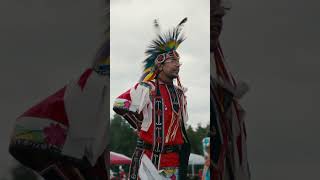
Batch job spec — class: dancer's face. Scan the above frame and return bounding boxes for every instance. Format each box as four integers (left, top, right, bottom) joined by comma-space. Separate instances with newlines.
159, 57, 181, 79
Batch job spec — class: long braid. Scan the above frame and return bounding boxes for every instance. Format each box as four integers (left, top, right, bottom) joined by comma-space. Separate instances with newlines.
155, 74, 161, 96
177, 76, 182, 88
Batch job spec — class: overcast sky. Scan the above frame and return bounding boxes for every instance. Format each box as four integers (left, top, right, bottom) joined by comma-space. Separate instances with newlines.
110, 0, 210, 128
0, 0, 319, 179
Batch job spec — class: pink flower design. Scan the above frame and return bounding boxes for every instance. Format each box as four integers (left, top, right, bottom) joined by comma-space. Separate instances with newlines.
124, 101, 130, 109
171, 175, 176, 180
43, 123, 66, 147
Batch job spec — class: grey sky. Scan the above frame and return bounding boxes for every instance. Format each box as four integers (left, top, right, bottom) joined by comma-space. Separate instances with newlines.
110, 0, 210, 128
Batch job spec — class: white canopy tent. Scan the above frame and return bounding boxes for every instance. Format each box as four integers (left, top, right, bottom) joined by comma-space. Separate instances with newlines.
188, 153, 205, 176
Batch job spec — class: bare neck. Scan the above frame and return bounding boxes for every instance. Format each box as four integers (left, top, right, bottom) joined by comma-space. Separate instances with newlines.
158, 74, 174, 85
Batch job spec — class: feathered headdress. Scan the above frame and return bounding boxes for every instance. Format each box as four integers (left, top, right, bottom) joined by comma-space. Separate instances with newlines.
140, 17, 187, 82
92, 12, 110, 76
92, 40, 110, 76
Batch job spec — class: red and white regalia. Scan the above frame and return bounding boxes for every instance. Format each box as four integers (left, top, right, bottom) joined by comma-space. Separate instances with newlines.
114, 17, 190, 180
113, 80, 189, 179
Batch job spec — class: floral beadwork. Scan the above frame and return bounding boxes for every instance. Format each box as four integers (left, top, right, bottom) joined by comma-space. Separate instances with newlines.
43, 123, 66, 147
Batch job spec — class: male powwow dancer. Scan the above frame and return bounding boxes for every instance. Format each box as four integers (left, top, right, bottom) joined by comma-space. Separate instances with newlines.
113, 18, 190, 180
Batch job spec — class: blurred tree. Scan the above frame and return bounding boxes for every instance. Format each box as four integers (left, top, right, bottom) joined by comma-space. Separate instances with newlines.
187, 124, 209, 155
110, 114, 137, 157
110, 114, 209, 157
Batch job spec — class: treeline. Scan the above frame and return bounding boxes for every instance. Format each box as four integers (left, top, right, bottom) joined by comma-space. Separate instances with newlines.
110, 114, 209, 157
